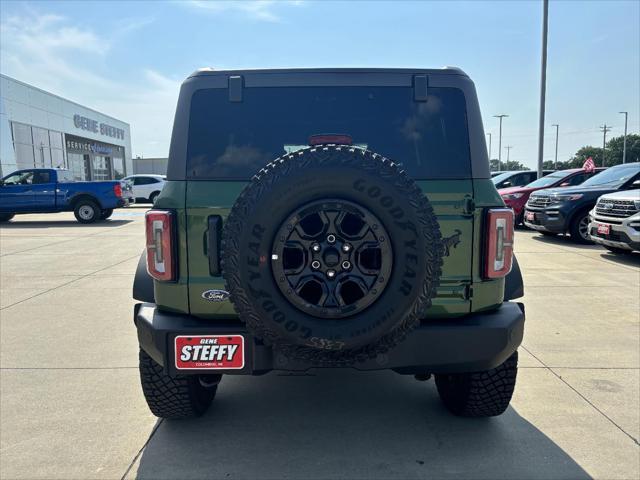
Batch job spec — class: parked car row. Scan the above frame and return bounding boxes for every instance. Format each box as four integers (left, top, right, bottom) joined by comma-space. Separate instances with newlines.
496, 163, 640, 253
0, 169, 167, 224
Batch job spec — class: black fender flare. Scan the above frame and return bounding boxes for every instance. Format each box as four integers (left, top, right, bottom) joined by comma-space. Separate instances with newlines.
133, 252, 155, 303
504, 255, 524, 300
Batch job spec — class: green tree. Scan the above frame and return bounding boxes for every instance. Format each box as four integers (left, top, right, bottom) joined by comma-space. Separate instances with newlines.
570, 146, 603, 168
490, 159, 526, 171
605, 134, 640, 165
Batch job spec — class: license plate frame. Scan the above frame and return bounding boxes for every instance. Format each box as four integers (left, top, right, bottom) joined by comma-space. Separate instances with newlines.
597, 223, 610, 235
174, 335, 245, 370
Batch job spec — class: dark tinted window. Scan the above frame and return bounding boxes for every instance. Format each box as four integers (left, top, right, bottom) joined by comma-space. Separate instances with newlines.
134, 177, 159, 185
187, 86, 471, 179
32, 171, 51, 184
567, 172, 587, 185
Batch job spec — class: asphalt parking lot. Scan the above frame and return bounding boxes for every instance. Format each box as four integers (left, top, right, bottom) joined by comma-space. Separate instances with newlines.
1, 208, 638, 480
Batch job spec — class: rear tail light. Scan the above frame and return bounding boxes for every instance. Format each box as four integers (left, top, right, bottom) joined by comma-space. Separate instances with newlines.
114, 183, 122, 198
484, 208, 514, 279
145, 210, 176, 281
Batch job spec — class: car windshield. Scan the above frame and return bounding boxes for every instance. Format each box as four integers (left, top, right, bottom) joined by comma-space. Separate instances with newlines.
187, 86, 472, 180
491, 172, 518, 184
526, 171, 568, 188
580, 164, 640, 188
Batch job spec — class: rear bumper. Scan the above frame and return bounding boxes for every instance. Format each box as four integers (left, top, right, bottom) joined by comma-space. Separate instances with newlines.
134, 302, 525, 376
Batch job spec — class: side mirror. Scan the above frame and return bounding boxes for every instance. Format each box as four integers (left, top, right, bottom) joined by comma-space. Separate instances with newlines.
632, 179, 640, 187
502, 181, 512, 188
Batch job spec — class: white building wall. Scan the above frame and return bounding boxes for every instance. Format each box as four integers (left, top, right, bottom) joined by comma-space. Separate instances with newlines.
0, 74, 132, 177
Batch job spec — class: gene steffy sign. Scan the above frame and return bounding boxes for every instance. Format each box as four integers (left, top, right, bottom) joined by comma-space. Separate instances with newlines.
73, 114, 125, 140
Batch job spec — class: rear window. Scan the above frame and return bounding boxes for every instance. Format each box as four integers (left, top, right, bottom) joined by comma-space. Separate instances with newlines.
187, 86, 471, 180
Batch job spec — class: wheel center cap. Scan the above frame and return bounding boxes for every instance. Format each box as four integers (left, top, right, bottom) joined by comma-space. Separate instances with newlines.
322, 247, 340, 267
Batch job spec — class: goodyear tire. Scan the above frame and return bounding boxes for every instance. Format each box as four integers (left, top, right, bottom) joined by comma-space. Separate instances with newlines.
222, 145, 443, 364
139, 349, 220, 419
435, 351, 518, 417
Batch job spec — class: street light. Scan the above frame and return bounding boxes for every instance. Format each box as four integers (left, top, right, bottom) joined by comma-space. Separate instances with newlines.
619, 111, 628, 164
494, 114, 509, 171
536, 0, 549, 179
486, 133, 492, 163
552, 124, 559, 170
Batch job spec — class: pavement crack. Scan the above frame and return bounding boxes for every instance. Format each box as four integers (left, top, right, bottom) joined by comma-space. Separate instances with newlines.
0, 253, 140, 310
521, 346, 640, 446
121, 419, 164, 480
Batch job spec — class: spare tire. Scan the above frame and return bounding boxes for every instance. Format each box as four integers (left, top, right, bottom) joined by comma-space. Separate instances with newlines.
222, 145, 443, 364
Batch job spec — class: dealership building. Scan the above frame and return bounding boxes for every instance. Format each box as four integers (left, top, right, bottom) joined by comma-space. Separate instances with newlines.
0, 74, 132, 180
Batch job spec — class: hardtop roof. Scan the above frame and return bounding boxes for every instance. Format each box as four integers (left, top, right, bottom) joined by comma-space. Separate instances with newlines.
187, 66, 468, 79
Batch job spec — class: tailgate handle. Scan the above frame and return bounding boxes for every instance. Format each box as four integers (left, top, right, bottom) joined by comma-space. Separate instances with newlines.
207, 215, 223, 275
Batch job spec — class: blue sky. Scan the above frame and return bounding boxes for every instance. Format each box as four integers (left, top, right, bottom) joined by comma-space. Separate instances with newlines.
1, 0, 638, 167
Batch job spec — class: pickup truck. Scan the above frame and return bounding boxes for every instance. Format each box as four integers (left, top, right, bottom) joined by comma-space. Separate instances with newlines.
0, 168, 127, 223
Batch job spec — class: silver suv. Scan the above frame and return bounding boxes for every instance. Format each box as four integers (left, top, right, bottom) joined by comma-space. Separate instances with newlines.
589, 189, 640, 253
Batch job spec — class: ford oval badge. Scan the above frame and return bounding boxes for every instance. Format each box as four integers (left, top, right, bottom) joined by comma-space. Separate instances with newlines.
202, 290, 230, 302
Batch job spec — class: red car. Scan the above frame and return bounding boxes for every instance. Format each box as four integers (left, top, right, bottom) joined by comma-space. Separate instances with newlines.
499, 168, 605, 224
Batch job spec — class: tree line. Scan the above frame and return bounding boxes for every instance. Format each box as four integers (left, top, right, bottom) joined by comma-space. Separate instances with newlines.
489, 133, 639, 171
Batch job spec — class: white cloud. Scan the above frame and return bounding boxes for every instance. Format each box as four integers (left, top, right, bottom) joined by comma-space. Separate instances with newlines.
184, 0, 303, 22
0, 10, 178, 158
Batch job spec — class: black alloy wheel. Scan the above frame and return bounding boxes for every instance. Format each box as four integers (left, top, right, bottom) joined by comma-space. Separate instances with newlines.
271, 199, 392, 319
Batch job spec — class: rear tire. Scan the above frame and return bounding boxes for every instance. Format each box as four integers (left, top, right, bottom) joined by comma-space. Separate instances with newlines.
0, 213, 15, 222
604, 245, 631, 255
569, 211, 592, 244
139, 349, 220, 419
435, 351, 518, 417
74, 200, 100, 224
100, 209, 114, 220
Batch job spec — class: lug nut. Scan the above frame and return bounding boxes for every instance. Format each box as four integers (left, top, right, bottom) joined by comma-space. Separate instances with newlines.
327, 234, 336, 244
342, 243, 352, 253
311, 260, 321, 270
326, 269, 336, 279
341, 261, 351, 270
311, 243, 321, 252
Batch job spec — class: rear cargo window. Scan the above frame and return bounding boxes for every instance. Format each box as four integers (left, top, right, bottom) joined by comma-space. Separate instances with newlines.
187, 86, 471, 179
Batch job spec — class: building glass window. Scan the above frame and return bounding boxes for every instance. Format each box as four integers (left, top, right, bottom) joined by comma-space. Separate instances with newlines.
92, 155, 111, 180
49, 131, 63, 150
10, 121, 65, 170
112, 156, 125, 179
67, 153, 86, 180
12, 122, 32, 145
32, 127, 50, 148
51, 149, 65, 168
14, 143, 35, 168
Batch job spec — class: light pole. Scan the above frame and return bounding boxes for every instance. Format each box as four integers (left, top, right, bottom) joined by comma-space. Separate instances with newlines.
552, 124, 559, 170
494, 114, 508, 171
600, 124, 612, 167
619, 111, 628, 163
536, 0, 549, 179
486, 132, 492, 163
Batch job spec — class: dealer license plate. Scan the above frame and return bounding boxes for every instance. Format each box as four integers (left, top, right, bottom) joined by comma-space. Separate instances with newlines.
175, 335, 245, 370
525, 211, 535, 222
597, 223, 610, 235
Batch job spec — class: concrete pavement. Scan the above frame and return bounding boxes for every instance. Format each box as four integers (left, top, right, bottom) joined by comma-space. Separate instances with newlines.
1, 210, 638, 479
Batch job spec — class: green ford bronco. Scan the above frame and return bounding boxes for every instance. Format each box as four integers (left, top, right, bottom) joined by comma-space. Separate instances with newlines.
133, 67, 525, 419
